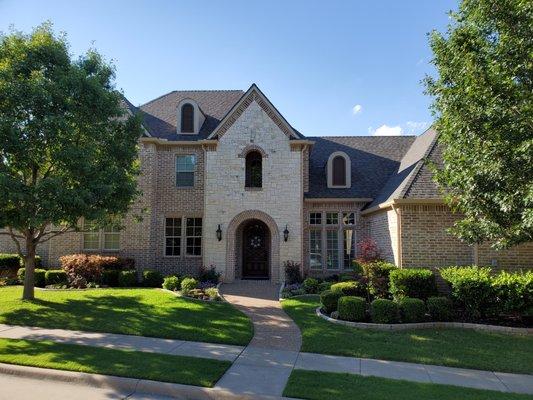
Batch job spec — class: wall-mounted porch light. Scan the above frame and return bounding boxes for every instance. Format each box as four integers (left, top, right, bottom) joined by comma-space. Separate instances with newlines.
216, 224, 222, 241
283, 225, 289, 242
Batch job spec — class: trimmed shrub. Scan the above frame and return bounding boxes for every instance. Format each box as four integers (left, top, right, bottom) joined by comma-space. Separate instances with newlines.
198, 265, 221, 284
398, 297, 426, 323
0, 254, 22, 269
118, 270, 137, 287
318, 281, 332, 293
370, 299, 400, 324
492, 270, 533, 316
352, 260, 364, 275
303, 278, 320, 294
389, 268, 437, 300
101, 269, 120, 287
427, 296, 454, 321
162, 276, 181, 291
284, 261, 302, 284
338, 296, 366, 322
363, 261, 397, 298
181, 277, 198, 294
45, 270, 68, 286
440, 266, 494, 320
17, 268, 46, 287
339, 272, 358, 282
331, 281, 367, 297
142, 269, 164, 288
320, 289, 344, 314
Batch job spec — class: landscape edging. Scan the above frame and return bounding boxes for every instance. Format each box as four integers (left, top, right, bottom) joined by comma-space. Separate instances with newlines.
315, 307, 533, 335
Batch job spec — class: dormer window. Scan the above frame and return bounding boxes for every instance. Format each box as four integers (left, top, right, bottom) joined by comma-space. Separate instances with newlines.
327, 151, 351, 188
181, 104, 194, 133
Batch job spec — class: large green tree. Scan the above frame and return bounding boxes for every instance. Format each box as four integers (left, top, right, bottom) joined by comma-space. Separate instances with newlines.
425, 0, 533, 249
0, 24, 142, 300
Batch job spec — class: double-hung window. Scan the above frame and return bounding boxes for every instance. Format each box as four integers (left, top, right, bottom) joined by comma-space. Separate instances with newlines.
186, 218, 202, 256
165, 218, 182, 256
165, 217, 202, 257
176, 155, 196, 187
82, 221, 121, 251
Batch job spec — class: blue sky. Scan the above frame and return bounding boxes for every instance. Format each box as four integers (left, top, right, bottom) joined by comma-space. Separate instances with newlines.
1, 0, 457, 137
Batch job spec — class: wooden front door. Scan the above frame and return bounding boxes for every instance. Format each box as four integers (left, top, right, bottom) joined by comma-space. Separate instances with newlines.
242, 220, 269, 279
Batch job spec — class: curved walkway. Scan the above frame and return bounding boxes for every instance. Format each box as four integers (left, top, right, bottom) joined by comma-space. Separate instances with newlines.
215, 281, 302, 396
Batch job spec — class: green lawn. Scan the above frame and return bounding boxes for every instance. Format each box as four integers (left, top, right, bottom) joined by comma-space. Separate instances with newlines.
0, 338, 229, 387
284, 370, 531, 400
0, 287, 253, 345
282, 296, 533, 374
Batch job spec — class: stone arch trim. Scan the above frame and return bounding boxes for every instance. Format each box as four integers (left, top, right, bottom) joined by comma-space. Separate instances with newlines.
237, 144, 269, 158
225, 210, 280, 282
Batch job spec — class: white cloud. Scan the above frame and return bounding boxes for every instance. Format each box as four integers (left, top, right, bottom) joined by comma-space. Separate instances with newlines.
352, 104, 362, 115
405, 121, 430, 134
370, 124, 403, 136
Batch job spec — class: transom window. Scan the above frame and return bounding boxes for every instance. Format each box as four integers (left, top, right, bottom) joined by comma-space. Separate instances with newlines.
309, 212, 322, 225
176, 155, 196, 187
245, 151, 262, 188
343, 212, 355, 225
326, 212, 338, 225
181, 103, 194, 133
165, 217, 202, 257
82, 220, 121, 251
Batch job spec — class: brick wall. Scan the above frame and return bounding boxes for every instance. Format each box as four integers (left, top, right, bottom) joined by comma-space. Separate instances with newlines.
363, 209, 398, 264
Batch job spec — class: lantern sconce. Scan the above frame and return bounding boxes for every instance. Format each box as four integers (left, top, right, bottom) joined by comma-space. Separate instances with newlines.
283, 225, 289, 242
216, 225, 222, 241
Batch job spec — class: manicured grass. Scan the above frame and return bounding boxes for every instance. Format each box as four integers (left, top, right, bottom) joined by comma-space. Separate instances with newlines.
284, 370, 531, 400
0, 287, 252, 345
282, 296, 533, 374
0, 338, 229, 387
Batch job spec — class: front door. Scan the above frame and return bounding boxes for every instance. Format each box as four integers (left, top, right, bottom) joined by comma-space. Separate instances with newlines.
242, 220, 269, 279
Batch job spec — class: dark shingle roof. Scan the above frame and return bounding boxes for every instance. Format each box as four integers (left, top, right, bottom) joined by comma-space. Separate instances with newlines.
139, 90, 244, 140
306, 136, 417, 199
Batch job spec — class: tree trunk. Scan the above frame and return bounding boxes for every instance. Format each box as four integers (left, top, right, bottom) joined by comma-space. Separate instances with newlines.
22, 237, 36, 300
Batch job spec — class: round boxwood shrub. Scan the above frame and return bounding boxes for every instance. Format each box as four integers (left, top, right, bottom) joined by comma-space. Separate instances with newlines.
180, 277, 198, 294
320, 289, 344, 314
45, 270, 68, 286
427, 296, 454, 321
398, 297, 426, 323
338, 296, 366, 322
389, 268, 437, 300
331, 281, 366, 297
318, 281, 332, 293
17, 268, 46, 288
370, 299, 400, 324
118, 270, 137, 287
101, 269, 120, 287
162, 276, 181, 291
142, 269, 164, 288
303, 278, 320, 294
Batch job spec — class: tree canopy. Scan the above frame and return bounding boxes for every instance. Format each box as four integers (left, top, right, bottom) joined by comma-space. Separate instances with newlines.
0, 23, 142, 299
425, 0, 533, 249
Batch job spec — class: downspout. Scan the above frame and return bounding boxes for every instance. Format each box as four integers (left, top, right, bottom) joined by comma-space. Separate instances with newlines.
392, 204, 402, 268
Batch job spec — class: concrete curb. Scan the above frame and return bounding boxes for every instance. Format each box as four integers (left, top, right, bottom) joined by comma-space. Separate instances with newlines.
316, 307, 533, 335
0, 363, 300, 400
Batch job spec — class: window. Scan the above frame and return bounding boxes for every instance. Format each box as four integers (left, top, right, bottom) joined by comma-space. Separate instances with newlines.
342, 212, 355, 225
82, 220, 100, 250
309, 212, 322, 225
165, 218, 182, 256
176, 155, 196, 187
332, 156, 346, 186
83, 220, 121, 251
343, 229, 356, 269
103, 225, 120, 250
181, 103, 194, 133
186, 218, 202, 256
309, 230, 322, 270
326, 212, 338, 225
326, 230, 339, 270
245, 151, 262, 188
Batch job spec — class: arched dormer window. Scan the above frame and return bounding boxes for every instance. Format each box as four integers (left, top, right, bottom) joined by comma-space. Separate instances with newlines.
181, 103, 194, 133
327, 151, 351, 188
245, 151, 262, 188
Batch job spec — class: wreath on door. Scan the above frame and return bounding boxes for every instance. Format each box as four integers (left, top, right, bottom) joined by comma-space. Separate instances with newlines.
250, 236, 262, 248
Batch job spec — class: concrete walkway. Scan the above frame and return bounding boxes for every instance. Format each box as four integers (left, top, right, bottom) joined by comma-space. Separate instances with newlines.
214, 281, 302, 397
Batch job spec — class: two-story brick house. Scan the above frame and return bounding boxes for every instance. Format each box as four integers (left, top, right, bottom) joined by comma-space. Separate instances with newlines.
2, 84, 531, 280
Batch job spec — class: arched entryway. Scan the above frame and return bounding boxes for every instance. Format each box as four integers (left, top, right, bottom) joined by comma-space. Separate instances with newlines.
225, 210, 280, 282
241, 219, 270, 279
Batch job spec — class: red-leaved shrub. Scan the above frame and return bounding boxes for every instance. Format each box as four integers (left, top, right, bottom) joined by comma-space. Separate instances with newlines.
60, 254, 134, 288
356, 239, 381, 263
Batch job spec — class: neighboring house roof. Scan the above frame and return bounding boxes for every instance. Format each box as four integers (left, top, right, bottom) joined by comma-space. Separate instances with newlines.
306, 136, 417, 199
365, 128, 441, 208
138, 90, 244, 140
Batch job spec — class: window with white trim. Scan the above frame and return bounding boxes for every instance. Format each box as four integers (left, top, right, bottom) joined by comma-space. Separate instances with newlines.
309, 230, 322, 270
176, 155, 196, 187
326, 212, 338, 225
186, 218, 202, 256
342, 212, 355, 225
326, 230, 339, 270
82, 220, 121, 251
165, 218, 182, 256
309, 212, 322, 225
343, 229, 356, 269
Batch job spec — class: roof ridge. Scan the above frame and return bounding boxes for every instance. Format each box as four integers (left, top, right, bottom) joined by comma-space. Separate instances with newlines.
139, 90, 178, 108
172, 89, 243, 93
313, 135, 417, 139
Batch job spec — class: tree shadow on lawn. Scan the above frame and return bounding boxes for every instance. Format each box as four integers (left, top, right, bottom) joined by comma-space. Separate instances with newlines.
0, 289, 252, 345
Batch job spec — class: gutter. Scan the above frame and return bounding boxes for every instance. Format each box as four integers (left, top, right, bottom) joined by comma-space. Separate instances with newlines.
361, 198, 444, 216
